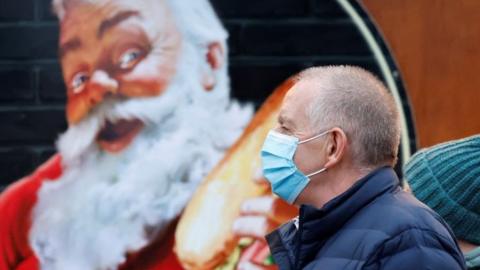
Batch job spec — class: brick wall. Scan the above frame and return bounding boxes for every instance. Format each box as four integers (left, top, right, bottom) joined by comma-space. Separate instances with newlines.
0, 0, 391, 189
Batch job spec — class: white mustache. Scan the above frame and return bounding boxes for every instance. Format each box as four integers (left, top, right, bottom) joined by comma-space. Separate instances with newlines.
57, 90, 183, 164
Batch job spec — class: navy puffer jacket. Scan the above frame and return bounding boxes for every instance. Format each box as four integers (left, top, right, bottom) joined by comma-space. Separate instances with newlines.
266, 167, 466, 270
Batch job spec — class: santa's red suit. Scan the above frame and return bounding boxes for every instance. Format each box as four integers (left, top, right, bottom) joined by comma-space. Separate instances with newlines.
0, 155, 183, 270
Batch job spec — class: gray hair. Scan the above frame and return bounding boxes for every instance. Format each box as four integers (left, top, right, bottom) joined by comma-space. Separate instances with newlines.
297, 65, 401, 168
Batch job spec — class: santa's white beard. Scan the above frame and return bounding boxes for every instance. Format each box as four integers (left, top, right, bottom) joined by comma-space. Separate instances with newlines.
29, 42, 253, 270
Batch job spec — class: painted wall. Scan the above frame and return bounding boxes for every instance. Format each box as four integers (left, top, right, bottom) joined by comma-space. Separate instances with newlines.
0, 0, 386, 187
362, 0, 480, 147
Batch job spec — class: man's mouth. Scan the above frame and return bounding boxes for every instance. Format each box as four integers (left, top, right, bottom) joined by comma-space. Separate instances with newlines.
97, 118, 144, 153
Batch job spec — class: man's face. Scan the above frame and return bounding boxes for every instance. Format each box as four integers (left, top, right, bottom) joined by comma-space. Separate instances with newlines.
59, 0, 182, 153
276, 82, 328, 181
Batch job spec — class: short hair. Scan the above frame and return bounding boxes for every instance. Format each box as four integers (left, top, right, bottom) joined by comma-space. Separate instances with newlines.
296, 65, 401, 168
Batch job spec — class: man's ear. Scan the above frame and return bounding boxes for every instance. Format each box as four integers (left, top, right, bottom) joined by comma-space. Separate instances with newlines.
324, 127, 348, 169
202, 42, 224, 91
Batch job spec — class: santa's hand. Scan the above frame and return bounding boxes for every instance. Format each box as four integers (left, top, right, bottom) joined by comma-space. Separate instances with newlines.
232, 196, 297, 239
237, 261, 278, 270
232, 213, 277, 239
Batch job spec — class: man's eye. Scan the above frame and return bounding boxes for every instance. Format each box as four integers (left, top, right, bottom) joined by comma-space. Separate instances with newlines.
281, 126, 294, 135
274, 125, 290, 134
118, 48, 143, 70
71, 72, 89, 94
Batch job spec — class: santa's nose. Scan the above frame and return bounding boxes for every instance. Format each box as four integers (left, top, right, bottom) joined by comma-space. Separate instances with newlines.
87, 70, 119, 105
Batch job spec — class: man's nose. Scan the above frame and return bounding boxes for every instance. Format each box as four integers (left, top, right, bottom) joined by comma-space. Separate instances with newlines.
87, 70, 119, 105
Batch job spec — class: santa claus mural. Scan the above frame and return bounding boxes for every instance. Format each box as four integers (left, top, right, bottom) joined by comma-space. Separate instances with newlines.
0, 0, 296, 269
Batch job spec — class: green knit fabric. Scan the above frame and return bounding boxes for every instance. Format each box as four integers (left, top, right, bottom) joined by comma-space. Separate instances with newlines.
404, 135, 480, 245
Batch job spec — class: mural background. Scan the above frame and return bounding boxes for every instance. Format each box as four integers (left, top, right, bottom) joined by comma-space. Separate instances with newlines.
362, 0, 480, 147
0, 0, 415, 192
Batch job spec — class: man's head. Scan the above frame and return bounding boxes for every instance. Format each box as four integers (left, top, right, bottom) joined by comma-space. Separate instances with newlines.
274, 65, 400, 205
404, 135, 480, 249
54, 0, 229, 155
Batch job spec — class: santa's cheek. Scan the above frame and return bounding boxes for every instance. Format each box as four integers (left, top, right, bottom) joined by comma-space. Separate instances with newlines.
118, 58, 176, 97
66, 94, 91, 124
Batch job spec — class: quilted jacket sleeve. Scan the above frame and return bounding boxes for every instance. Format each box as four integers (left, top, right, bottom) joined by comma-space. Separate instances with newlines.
363, 228, 466, 270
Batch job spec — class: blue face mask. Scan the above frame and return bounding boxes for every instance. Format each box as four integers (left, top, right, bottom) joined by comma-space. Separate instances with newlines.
261, 130, 330, 204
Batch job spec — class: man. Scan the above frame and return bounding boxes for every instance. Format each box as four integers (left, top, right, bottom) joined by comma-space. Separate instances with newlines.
260, 66, 466, 269
0, 0, 254, 269
404, 135, 480, 270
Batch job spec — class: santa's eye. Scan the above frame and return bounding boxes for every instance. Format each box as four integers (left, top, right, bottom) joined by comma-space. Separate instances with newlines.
118, 48, 143, 70
71, 72, 89, 94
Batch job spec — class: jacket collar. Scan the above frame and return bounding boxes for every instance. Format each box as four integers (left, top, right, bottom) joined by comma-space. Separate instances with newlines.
267, 166, 400, 269
298, 166, 399, 242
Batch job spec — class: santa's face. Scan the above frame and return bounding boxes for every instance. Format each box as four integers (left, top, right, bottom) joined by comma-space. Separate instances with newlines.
59, 0, 182, 153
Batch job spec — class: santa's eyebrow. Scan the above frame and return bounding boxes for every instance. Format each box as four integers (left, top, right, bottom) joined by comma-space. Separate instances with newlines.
97, 10, 141, 39
59, 37, 82, 59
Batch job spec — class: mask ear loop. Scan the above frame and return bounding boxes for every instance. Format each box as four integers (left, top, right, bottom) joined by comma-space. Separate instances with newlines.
306, 167, 327, 178
299, 130, 331, 178
299, 130, 330, 144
